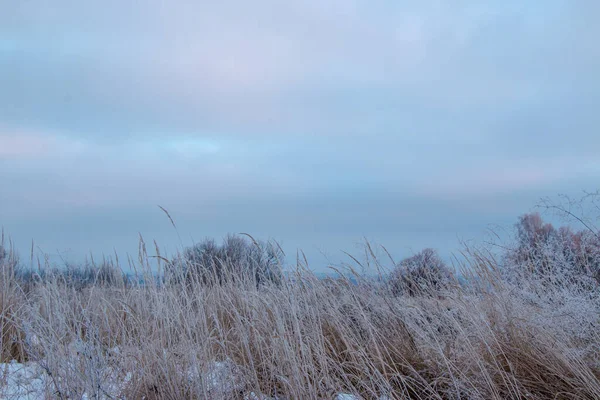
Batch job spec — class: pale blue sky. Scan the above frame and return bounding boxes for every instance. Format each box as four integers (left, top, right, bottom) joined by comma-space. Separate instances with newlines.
1, 1, 599, 268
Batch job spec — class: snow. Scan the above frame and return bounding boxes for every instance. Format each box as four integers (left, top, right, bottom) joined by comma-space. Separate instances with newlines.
0, 361, 46, 400
335, 394, 390, 400
1, 360, 381, 400
203, 359, 243, 393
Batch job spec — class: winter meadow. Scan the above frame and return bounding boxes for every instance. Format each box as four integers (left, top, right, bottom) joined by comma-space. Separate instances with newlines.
2, 194, 600, 399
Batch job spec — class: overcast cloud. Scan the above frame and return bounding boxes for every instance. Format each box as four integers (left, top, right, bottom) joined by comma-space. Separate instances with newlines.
1, 1, 599, 268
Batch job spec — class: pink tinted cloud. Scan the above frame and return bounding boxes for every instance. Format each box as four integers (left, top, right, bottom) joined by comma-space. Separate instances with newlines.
73, 1, 436, 106
426, 160, 587, 200
0, 131, 84, 159
5, 1, 548, 140
0, 133, 52, 158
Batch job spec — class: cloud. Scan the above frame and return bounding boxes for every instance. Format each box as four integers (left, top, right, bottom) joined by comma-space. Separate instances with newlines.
0, 133, 51, 158
0, 130, 85, 159
7, 1, 594, 140
1, 1, 599, 267
1, 0, 597, 159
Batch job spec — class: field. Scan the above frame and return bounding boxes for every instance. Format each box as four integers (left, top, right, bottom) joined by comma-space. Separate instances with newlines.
1, 212, 600, 400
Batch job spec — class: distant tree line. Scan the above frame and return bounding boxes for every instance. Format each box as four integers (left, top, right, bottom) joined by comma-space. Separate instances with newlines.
2, 193, 599, 294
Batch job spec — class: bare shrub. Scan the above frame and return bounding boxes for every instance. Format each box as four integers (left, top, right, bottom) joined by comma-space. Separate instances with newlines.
167, 234, 284, 288
388, 248, 454, 296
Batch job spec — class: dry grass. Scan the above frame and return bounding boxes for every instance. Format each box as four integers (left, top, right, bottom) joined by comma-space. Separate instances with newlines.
1, 241, 599, 400
1, 251, 27, 364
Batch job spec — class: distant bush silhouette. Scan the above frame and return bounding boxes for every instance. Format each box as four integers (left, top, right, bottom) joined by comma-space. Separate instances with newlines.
14, 260, 126, 290
389, 248, 453, 296
60, 260, 126, 289
167, 234, 284, 287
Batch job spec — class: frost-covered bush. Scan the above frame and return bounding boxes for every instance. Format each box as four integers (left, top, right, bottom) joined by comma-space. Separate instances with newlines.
389, 248, 453, 296
503, 212, 600, 288
493, 209, 600, 368
167, 234, 284, 287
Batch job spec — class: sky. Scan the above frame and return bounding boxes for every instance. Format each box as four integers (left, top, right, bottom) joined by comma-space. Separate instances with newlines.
1, 1, 599, 270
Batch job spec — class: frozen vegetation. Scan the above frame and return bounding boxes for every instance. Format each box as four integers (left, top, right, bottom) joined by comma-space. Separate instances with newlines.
1, 195, 600, 399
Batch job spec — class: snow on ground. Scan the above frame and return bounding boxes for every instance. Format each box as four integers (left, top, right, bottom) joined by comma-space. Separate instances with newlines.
0, 361, 47, 400
1, 360, 386, 400
202, 359, 244, 394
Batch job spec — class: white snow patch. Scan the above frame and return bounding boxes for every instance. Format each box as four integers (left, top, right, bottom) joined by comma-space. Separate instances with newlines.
186, 359, 246, 397
336, 394, 359, 400
244, 392, 278, 400
0, 361, 47, 400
